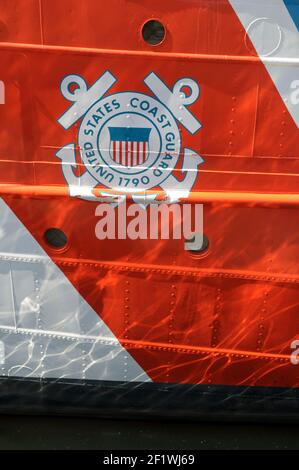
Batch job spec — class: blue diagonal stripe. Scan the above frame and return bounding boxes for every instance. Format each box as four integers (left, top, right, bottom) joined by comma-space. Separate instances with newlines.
283, 0, 299, 30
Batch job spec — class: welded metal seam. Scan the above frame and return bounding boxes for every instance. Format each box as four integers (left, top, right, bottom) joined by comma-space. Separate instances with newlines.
1, 253, 299, 285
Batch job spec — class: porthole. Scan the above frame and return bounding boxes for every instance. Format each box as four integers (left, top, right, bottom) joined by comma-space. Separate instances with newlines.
44, 228, 68, 250
185, 233, 209, 255
142, 20, 166, 46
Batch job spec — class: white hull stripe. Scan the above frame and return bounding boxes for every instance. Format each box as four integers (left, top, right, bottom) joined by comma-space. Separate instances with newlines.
229, 0, 299, 128
0, 198, 150, 382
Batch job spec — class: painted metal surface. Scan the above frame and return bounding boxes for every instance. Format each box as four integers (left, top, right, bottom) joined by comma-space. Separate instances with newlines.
0, 0, 299, 417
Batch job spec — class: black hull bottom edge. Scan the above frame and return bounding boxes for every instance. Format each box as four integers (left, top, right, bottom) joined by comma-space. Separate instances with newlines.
0, 376, 299, 422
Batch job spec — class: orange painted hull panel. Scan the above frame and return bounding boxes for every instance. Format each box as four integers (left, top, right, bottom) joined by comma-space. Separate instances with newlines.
0, 0, 298, 418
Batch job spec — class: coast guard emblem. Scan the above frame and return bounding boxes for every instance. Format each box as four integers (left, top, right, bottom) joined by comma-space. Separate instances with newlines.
56, 71, 204, 205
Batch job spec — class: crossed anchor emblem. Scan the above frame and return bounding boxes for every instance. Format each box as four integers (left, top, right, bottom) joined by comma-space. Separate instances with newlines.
56, 71, 204, 207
